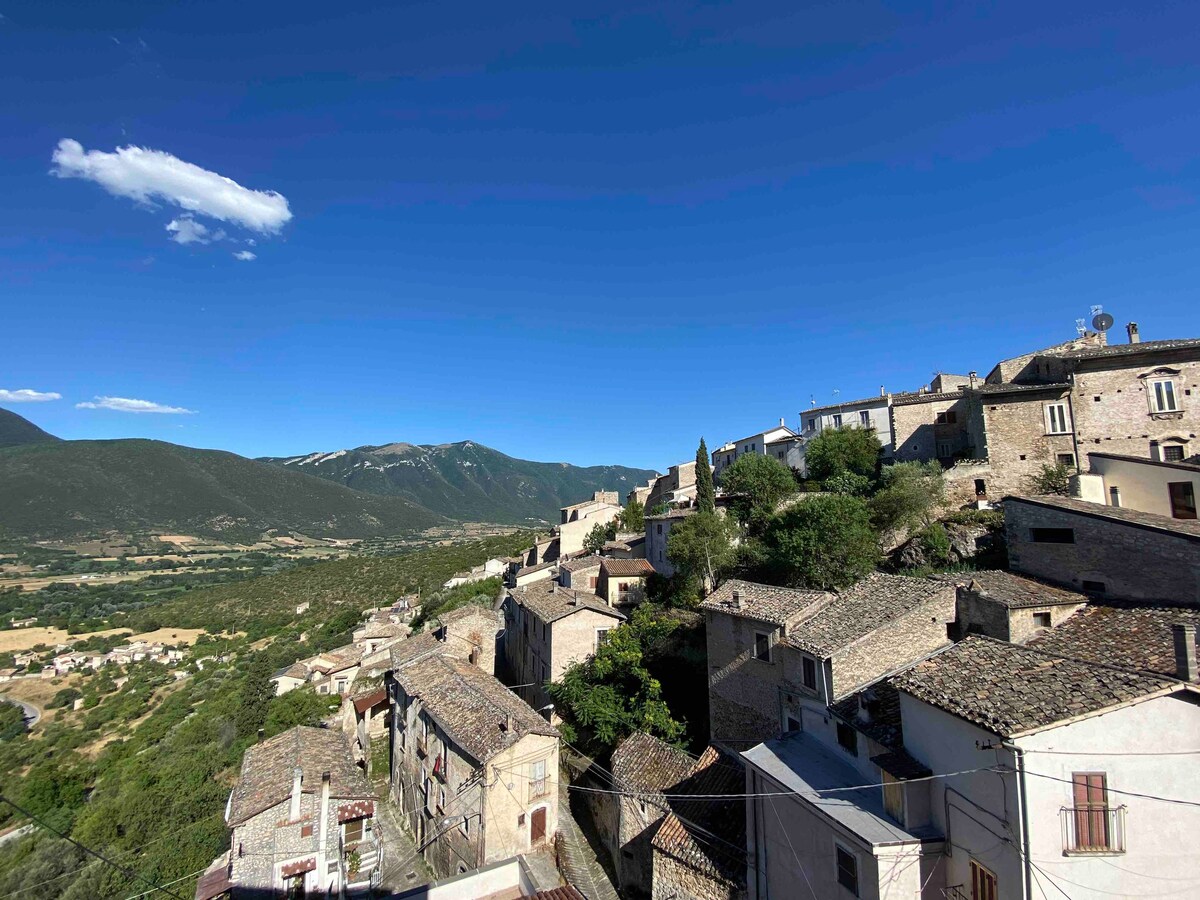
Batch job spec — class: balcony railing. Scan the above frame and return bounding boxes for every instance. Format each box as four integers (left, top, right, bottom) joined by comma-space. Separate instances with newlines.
941, 887, 969, 900
529, 777, 548, 799
1061, 805, 1126, 854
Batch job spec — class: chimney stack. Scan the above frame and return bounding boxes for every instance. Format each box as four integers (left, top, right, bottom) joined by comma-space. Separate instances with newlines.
880, 385, 886, 397
1127, 322, 1140, 344
732, 590, 743, 610
779, 416, 785, 428
289, 766, 303, 821
969, 371, 978, 389
1173, 624, 1197, 682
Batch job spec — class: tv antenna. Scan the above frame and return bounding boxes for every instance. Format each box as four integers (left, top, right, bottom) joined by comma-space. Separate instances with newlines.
1075, 318, 1087, 338
1090, 304, 1114, 333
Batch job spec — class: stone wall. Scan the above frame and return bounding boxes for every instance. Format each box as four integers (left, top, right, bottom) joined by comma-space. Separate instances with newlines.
891, 395, 970, 463
1005, 498, 1200, 603
954, 588, 1085, 643
968, 388, 1076, 499
705, 611, 786, 745
652, 851, 745, 900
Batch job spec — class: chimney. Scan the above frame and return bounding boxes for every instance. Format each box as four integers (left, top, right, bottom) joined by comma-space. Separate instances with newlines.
289, 766, 303, 820
1127, 322, 1140, 344
968, 371, 978, 389
779, 416, 786, 428
502, 713, 514, 732
880, 385, 886, 397
732, 590, 743, 610
316, 771, 332, 882
1173, 624, 1197, 683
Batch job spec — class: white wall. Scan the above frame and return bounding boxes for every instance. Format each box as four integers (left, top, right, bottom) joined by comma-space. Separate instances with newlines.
1089, 454, 1200, 518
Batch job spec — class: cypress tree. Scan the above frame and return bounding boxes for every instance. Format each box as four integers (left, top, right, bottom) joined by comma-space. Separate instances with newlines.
696, 437, 716, 514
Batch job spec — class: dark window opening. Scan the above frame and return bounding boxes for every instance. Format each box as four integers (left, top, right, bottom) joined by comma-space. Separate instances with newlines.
1032, 612, 1052, 628
1057, 453, 1074, 467
836, 722, 858, 757
785, 716, 800, 733
974, 479, 986, 496
1164, 445, 1185, 462
1082, 580, 1106, 594
1169, 482, 1197, 520
754, 631, 771, 662
801, 656, 817, 690
1031, 528, 1075, 544
835, 846, 859, 896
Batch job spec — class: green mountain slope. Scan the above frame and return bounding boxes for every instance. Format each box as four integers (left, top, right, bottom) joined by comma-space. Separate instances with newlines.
261, 440, 658, 524
0, 406, 61, 448
0, 438, 445, 541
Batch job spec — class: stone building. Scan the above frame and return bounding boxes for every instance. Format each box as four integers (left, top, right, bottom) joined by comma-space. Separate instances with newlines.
1081, 451, 1200, 519
1004, 494, 1200, 602
558, 492, 623, 557
597, 558, 654, 607
890, 387, 972, 464
388, 652, 560, 879
711, 421, 796, 478
641, 460, 697, 511
557, 555, 602, 591
500, 581, 625, 713
947, 569, 1090, 643
223, 726, 380, 897
644, 508, 695, 577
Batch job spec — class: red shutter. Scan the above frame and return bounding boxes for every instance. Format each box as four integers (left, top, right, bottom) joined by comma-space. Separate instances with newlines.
1072, 772, 1109, 849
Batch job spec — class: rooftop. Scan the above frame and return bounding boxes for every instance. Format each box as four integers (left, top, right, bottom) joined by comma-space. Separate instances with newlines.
228, 726, 374, 826
644, 508, 695, 521
969, 381, 1070, 396
611, 732, 695, 794
829, 680, 904, 750
700, 579, 827, 627
742, 732, 940, 846
508, 581, 626, 624
600, 558, 655, 577
558, 555, 603, 573
393, 654, 558, 764
954, 570, 1090, 609
890, 390, 965, 407
388, 631, 445, 671
1027, 601, 1200, 679
1088, 451, 1200, 472
1004, 494, 1200, 540
785, 573, 952, 658
891, 635, 1183, 738
1054, 337, 1200, 360
516, 559, 559, 577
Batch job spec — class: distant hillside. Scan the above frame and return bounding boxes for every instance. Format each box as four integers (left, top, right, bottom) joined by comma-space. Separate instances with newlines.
0, 407, 60, 448
261, 440, 657, 524
0, 437, 445, 542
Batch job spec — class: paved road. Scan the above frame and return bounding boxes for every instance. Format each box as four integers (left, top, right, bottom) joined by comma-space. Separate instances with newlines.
0, 695, 40, 728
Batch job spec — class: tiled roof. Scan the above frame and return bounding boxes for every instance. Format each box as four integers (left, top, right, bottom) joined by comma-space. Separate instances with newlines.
1004, 494, 1200, 540
806, 394, 894, 415
600, 558, 655, 577
228, 726, 374, 825
645, 508, 695, 520
602, 535, 645, 552
509, 582, 626, 624
272, 661, 309, 681
436, 605, 499, 627
651, 746, 746, 887
890, 390, 964, 407
829, 681, 904, 750
611, 732, 695, 794
388, 632, 445, 671
194, 855, 232, 900
955, 570, 1090, 609
1026, 602, 1200, 678
890, 636, 1181, 737
870, 749, 931, 781
516, 559, 558, 576
785, 574, 952, 657
1055, 337, 1200, 360
531, 888, 586, 900
558, 555, 603, 573
392, 655, 557, 764
700, 579, 827, 626
357, 622, 408, 640
969, 381, 1070, 396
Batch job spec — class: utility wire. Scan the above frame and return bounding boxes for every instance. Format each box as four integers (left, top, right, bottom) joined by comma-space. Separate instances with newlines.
0, 795, 188, 900
1020, 770, 1200, 808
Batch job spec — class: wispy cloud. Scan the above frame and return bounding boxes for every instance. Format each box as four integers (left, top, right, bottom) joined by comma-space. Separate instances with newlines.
166, 215, 226, 245
232, 250, 256, 261
76, 396, 195, 414
50, 138, 292, 234
0, 389, 62, 403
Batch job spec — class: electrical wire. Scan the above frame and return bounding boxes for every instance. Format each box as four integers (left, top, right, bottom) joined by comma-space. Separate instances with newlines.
1021, 770, 1200, 808
767, 796, 819, 900
119, 866, 212, 900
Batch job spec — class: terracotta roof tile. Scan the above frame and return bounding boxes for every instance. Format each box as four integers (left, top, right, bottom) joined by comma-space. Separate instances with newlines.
558, 555, 603, 573
600, 558, 655, 577
509, 582, 625, 624
700, 580, 827, 627
1026, 602, 1200, 678
611, 733, 694, 794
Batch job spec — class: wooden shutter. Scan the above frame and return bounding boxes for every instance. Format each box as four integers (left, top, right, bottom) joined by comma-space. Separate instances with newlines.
1072, 772, 1109, 849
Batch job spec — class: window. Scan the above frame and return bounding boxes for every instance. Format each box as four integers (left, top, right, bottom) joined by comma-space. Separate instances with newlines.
1030, 527, 1074, 544
1169, 482, 1197, 519
1109, 486, 1121, 507
785, 716, 800, 733
859, 410, 871, 426
1046, 403, 1071, 434
777, 451, 785, 460
596, 629, 612, 651
656, 523, 663, 535
300, 824, 314, 837
1069, 772, 1112, 850
836, 722, 858, 757
1032, 612, 1052, 628
882, 772, 904, 823
530, 759, 547, 798
753, 631, 771, 662
1150, 379, 1179, 412
936, 410, 958, 425
1057, 453, 1075, 467
974, 478, 986, 497
835, 845, 859, 896
1081, 580, 1106, 594
937, 441, 952, 458
970, 860, 997, 900
1164, 444, 1186, 462
801, 655, 817, 691
807, 418, 817, 431
831, 414, 843, 427
343, 818, 364, 844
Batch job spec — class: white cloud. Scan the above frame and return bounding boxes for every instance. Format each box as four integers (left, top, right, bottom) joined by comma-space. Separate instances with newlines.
232, 250, 256, 261
76, 396, 195, 414
0, 389, 62, 403
50, 138, 292, 234
167, 216, 209, 244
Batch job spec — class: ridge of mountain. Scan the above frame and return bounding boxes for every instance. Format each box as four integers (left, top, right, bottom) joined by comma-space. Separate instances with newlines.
0, 406, 61, 448
260, 439, 657, 525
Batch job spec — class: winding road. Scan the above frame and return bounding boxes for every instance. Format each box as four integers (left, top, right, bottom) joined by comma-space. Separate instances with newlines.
0, 695, 40, 728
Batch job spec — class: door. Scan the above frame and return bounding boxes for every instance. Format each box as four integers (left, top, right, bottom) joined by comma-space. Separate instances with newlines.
530, 807, 547, 844
1169, 482, 1197, 519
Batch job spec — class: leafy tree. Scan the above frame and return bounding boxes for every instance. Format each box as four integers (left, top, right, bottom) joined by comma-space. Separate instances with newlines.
805, 425, 882, 482
823, 471, 872, 496
719, 453, 797, 533
583, 520, 618, 554
764, 494, 880, 590
646, 502, 670, 518
235, 653, 275, 739
617, 498, 645, 535
666, 511, 738, 594
695, 438, 716, 515
264, 687, 341, 738
1029, 462, 1071, 495
0, 704, 26, 742
869, 461, 946, 534
545, 605, 686, 757
917, 523, 952, 565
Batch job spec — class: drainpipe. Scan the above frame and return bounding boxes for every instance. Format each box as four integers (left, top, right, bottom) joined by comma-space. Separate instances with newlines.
1000, 742, 1032, 900
1066, 372, 1082, 471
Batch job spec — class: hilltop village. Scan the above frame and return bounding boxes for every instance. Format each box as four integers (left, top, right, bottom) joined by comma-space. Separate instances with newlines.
195, 323, 1200, 900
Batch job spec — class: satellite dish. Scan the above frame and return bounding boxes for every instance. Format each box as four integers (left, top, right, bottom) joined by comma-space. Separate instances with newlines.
1092, 313, 1114, 332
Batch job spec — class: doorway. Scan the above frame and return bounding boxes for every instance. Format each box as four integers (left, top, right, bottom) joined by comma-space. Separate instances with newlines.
530, 807, 547, 844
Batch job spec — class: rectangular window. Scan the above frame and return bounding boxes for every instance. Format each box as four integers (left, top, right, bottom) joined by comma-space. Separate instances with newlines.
785, 716, 800, 733
344, 818, 364, 844
831, 414, 842, 427
1164, 445, 1185, 462
530, 759, 547, 798
1071, 772, 1113, 851
859, 410, 870, 426
656, 523, 662, 535
1150, 379, 1179, 412
882, 772, 904, 823
801, 656, 817, 690
1030, 527, 1075, 544
1032, 612, 1052, 628
595, 629, 612, 651
936, 410, 957, 425
1109, 486, 1121, 507
835, 845, 859, 896
753, 632, 771, 662
1169, 482, 1197, 520
807, 418, 817, 431
836, 722, 858, 757
1046, 403, 1071, 434
970, 860, 997, 900
1057, 453, 1075, 467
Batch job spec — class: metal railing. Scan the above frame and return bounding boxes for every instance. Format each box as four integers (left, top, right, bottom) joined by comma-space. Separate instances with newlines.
529, 777, 549, 799
1061, 805, 1126, 854
941, 887, 969, 900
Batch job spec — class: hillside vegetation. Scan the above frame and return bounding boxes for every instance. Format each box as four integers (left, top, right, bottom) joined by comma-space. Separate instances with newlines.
262, 440, 657, 525
0, 407, 60, 448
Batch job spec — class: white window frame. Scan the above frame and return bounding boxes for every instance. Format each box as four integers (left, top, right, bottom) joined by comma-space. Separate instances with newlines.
595, 628, 612, 651
1149, 378, 1179, 413
859, 410, 870, 427
1045, 403, 1071, 435
831, 414, 843, 428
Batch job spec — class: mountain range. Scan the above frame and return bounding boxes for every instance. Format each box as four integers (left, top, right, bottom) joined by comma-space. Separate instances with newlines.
0, 409, 655, 541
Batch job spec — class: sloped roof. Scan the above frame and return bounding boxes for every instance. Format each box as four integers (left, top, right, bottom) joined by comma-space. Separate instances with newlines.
388, 632, 445, 671
1005, 494, 1200, 540
1055, 337, 1200, 360
392, 655, 557, 764
891, 636, 1182, 737
956, 570, 1089, 609
969, 381, 1070, 396
509, 582, 626, 624
785, 573, 952, 657
700, 579, 827, 626
1026, 602, 1200, 678
611, 732, 694, 794
600, 558, 655, 578
228, 726, 374, 826
558, 555, 603, 573
829, 680, 904, 750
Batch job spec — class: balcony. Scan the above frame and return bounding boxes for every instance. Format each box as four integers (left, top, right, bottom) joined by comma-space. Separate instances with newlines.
941, 887, 969, 900
529, 777, 548, 800
1061, 805, 1126, 855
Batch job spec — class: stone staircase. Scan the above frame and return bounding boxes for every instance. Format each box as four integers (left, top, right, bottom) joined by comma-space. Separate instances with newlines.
555, 784, 620, 900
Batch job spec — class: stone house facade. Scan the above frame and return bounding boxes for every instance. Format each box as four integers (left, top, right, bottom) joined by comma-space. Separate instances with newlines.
597, 558, 654, 607
1004, 494, 1200, 602
557, 555, 602, 592
890, 390, 971, 464
388, 652, 560, 879
946, 569, 1089, 643
558, 492, 623, 557
225, 726, 380, 897
644, 508, 694, 577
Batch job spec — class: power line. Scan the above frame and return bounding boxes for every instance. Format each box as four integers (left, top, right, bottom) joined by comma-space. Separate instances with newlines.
1021, 770, 1200, 808
120, 866, 212, 900
0, 795, 188, 900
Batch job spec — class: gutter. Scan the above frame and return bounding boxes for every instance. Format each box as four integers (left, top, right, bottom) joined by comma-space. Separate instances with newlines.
1001, 742, 1032, 900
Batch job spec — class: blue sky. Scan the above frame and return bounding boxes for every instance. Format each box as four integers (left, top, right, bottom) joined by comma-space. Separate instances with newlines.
2, 1, 1199, 471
